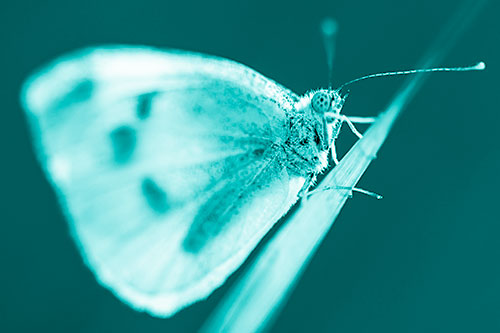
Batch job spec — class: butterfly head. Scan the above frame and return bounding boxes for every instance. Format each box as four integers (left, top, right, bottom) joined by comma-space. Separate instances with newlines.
310, 88, 348, 115
293, 88, 348, 156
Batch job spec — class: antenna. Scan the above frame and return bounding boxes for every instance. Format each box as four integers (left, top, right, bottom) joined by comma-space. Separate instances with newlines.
320, 17, 338, 88
338, 62, 486, 90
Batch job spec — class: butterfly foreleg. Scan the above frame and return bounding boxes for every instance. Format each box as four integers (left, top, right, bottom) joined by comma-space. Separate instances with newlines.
346, 116, 377, 124
326, 113, 377, 139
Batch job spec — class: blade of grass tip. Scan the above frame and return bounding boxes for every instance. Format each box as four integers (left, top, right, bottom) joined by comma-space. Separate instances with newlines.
201, 1, 488, 332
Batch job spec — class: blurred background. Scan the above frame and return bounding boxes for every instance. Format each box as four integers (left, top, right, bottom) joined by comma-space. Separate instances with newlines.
1, 0, 499, 332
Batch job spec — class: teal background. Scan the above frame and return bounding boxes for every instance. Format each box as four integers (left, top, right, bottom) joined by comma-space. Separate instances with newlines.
1, 0, 499, 332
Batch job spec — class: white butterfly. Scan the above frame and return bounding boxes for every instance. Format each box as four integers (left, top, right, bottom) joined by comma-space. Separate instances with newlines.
22, 45, 480, 317
21, 45, 353, 317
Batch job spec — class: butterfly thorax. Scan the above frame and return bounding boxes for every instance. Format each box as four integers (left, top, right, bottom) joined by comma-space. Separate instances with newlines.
281, 108, 330, 177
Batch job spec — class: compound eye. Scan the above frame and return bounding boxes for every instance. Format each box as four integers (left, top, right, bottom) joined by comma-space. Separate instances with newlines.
311, 91, 333, 113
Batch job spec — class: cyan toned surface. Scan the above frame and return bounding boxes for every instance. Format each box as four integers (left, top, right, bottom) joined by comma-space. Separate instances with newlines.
1, 0, 499, 332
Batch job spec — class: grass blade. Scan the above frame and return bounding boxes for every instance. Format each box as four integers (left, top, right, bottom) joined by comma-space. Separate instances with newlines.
202, 1, 487, 332
201, 89, 401, 333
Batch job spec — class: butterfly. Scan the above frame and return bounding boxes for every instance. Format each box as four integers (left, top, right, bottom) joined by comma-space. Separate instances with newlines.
21, 45, 356, 316
21, 45, 482, 317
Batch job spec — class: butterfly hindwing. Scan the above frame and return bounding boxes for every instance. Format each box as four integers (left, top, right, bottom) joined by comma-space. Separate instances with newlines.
21, 46, 306, 316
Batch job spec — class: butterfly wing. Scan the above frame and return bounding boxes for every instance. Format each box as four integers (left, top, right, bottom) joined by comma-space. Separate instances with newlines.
21, 46, 306, 316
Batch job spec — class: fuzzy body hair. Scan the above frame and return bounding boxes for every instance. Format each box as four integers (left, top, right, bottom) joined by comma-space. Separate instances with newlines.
280, 90, 343, 180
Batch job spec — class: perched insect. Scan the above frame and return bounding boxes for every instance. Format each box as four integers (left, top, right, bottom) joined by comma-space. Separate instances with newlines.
21, 23, 484, 316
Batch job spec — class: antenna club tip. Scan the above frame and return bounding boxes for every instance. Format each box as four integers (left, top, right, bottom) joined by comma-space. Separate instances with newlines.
476, 61, 486, 70
321, 17, 338, 36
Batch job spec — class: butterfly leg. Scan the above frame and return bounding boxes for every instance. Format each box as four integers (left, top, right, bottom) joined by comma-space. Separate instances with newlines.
298, 173, 317, 200
331, 142, 339, 165
326, 113, 377, 139
346, 116, 377, 124
340, 115, 364, 139
305, 185, 383, 200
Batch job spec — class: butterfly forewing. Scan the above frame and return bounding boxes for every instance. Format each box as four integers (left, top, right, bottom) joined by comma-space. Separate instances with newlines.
21, 46, 306, 316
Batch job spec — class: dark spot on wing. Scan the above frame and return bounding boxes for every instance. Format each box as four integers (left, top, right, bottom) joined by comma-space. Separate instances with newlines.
67, 79, 93, 101
53, 79, 94, 109
141, 177, 169, 214
136, 92, 157, 120
109, 125, 136, 164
